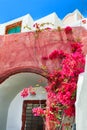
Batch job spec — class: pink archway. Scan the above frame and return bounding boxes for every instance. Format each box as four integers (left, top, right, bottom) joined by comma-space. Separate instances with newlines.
0, 27, 87, 83
0, 66, 48, 83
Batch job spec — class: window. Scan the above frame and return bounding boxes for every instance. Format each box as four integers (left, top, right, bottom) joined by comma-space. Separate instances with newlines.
21, 100, 46, 130
5, 21, 22, 34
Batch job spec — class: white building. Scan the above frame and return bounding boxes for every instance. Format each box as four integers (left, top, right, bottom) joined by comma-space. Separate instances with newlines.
0, 14, 34, 35
0, 9, 87, 35
34, 12, 62, 29
62, 9, 84, 27
0, 9, 87, 130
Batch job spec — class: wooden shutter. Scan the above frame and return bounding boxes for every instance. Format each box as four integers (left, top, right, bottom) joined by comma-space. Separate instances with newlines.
7, 26, 21, 34
5, 21, 22, 34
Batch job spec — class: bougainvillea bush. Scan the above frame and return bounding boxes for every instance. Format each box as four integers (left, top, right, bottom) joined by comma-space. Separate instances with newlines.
32, 26, 85, 130
21, 26, 85, 130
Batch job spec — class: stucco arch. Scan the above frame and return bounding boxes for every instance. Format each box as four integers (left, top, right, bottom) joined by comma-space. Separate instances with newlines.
0, 66, 48, 83
0, 27, 87, 84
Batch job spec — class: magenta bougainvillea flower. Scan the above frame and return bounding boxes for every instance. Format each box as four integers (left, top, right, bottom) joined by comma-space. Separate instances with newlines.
41, 56, 48, 60
32, 107, 45, 116
20, 88, 29, 98
64, 26, 72, 34
33, 23, 40, 29
49, 50, 58, 59
21, 86, 36, 97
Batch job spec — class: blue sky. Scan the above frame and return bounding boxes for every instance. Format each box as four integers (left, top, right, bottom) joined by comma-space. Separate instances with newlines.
0, 0, 87, 23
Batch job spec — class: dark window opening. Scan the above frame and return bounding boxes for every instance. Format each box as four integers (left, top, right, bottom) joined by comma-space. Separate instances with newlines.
21, 100, 46, 130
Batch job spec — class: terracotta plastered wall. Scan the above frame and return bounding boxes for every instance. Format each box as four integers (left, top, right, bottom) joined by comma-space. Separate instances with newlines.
0, 27, 87, 83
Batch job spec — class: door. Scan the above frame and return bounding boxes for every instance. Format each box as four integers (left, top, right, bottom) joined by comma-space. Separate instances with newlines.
21, 100, 46, 130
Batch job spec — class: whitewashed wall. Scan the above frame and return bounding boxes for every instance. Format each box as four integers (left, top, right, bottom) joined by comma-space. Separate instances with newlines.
0, 14, 34, 35
62, 9, 84, 27
0, 10, 87, 35
0, 12, 63, 34
34, 12, 62, 30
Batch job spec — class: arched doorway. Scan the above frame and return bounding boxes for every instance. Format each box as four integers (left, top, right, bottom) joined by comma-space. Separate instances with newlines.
5, 72, 47, 130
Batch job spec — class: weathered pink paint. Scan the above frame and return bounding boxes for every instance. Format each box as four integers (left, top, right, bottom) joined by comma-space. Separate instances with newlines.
0, 27, 87, 83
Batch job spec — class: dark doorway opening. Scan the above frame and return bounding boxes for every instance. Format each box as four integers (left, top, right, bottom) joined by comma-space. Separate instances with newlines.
21, 100, 46, 130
